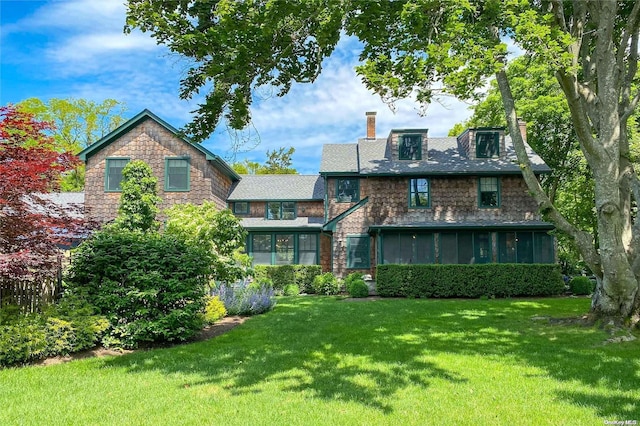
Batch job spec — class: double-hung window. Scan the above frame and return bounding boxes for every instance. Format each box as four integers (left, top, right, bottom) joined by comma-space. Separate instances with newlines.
336, 178, 359, 202
266, 201, 296, 220
105, 158, 129, 192
478, 177, 500, 208
409, 178, 430, 208
399, 134, 422, 160
165, 158, 190, 191
233, 202, 250, 215
476, 132, 499, 158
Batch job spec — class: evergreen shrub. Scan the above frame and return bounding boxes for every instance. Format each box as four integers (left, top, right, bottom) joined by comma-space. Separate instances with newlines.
569, 276, 595, 295
376, 264, 564, 298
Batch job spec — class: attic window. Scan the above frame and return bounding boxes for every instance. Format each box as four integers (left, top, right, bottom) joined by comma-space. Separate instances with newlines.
165, 158, 190, 191
105, 158, 129, 192
336, 178, 359, 203
399, 134, 422, 160
476, 132, 499, 158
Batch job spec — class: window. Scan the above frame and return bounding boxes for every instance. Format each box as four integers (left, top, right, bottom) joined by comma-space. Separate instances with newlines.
381, 232, 434, 264
399, 134, 422, 160
409, 178, 430, 208
234, 202, 249, 215
498, 231, 555, 263
165, 158, 190, 191
347, 235, 370, 269
248, 233, 319, 265
275, 234, 294, 265
105, 158, 129, 192
298, 233, 318, 264
266, 201, 296, 220
479, 177, 500, 208
336, 178, 359, 202
251, 234, 272, 265
440, 232, 491, 264
476, 132, 499, 158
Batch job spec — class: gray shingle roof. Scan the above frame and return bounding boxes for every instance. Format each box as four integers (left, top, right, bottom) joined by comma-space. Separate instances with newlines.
227, 175, 324, 201
320, 136, 550, 175
240, 217, 324, 230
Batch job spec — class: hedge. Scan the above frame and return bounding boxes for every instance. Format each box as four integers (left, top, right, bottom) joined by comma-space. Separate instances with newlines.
253, 265, 322, 294
376, 264, 564, 298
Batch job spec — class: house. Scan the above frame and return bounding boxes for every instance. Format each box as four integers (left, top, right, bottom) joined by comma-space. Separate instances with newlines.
78, 109, 555, 277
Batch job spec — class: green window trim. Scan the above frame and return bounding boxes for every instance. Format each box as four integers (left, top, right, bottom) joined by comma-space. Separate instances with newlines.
497, 231, 555, 264
399, 134, 422, 160
266, 201, 297, 220
233, 201, 250, 215
248, 232, 319, 265
439, 231, 492, 264
475, 131, 500, 158
104, 157, 130, 192
164, 157, 190, 192
347, 234, 370, 269
408, 178, 430, 208
379, 232, 435, 265
478, 177, 500, 208
336, 178, 360, 203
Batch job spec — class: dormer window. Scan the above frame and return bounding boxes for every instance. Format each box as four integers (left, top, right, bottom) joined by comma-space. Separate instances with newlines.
399, 134, 422, 160
476, 132, 499, 158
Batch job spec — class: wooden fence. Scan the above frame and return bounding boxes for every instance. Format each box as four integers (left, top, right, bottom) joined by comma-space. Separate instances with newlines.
0, 260, 64, 313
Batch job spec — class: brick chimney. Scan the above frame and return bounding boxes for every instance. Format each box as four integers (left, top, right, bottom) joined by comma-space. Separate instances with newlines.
517, 118, 527, 143
366, 111, 376, 139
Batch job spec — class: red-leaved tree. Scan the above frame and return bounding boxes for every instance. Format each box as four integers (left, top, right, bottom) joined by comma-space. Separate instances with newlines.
0, 105, 86, 283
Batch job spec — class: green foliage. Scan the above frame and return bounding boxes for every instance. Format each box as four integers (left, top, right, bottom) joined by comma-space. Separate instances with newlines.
204, 296, 227, 324
253, 265, 322, 294
569, 276, 595, 296
376, 264, 565, 299
16, 97, 127, 191
113, 160, 161, 232
65, 229, 211, 348
312, 272, 341, 296
165, 202, 249, 284
232, 147, 298, 174
0, 297, 109, 367
283, 284, 300, 296
347, 279, 369, 298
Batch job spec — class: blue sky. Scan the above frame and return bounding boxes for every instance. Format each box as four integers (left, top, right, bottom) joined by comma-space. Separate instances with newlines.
1, 0, 475, 174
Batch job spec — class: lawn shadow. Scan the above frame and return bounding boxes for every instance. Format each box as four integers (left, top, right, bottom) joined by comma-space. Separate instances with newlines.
103, 297, 639, 418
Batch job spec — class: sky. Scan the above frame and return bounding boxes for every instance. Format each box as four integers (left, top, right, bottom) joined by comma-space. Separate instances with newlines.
0, 0, 476, 174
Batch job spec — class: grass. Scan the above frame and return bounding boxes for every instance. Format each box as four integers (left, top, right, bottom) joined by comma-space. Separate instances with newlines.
1, 296, 639, 425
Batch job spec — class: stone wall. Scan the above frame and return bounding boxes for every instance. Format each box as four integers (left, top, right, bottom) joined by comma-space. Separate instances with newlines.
84, 119, 232, 223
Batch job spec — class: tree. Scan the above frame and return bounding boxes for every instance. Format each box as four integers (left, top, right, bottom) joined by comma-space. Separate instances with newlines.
0, 105, 84, 282
17, 98, 127, 191
164, 201, 249, 284
113, 160, 161, 233
231, 146, 298, 174
126, 1, 640, 323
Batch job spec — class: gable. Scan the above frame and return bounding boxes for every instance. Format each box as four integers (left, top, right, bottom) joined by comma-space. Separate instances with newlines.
78, 109, 239, 181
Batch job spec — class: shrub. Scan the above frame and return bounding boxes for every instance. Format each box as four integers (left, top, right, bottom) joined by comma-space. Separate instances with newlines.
376, 264, 565, 298
283, 284, 300, 296
347, 279, 369, 298
312, 272, 341, 295
569, 276, 595, 295
344, 272, 363, 293
253, 265, 322, 294
65, 229, 211, 348
0, 297, 109, 367
213, 282, 276, 316
204, 296, 227, 324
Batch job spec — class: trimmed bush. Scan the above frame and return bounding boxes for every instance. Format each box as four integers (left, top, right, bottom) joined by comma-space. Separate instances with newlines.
376, 264, 565, 298
213, 282, 276, 316
65, 229, 212, 348
204, 296, 227, 324
312, 272, 341, 295
569, 276, 595, 295
347, 279, 369, 298
253, 265, 322, 294
283, 284, 300, 296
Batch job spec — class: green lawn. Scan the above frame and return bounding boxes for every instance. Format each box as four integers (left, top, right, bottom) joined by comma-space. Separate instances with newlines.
1, 297, 638, 425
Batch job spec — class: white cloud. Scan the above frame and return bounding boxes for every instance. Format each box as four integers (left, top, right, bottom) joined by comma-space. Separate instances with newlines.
47, 32, 158, 62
